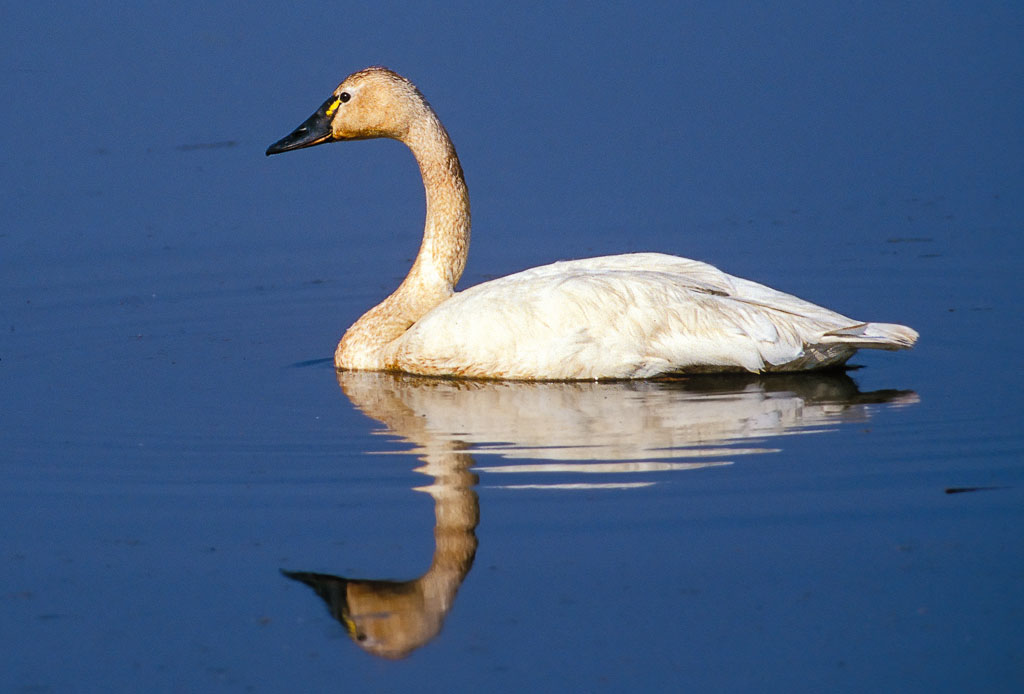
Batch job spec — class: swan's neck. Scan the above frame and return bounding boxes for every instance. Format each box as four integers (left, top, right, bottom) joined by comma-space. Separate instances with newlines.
336, 107, 471, 370
404, 113, 471, 294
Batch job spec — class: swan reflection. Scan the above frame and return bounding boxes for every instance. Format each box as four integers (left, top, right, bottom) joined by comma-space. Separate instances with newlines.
283, 371, 916, 657
340, 371, 918, 488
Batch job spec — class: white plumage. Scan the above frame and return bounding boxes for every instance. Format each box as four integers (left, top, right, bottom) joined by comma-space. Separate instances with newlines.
391, 253, 915, 379
267, 67, 917, 380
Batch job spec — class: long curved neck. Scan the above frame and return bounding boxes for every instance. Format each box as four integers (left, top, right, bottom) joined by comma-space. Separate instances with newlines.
336, 105, 471, 370
403, 112, 471, 295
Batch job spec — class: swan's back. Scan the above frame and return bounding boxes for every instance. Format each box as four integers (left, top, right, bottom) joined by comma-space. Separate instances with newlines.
385, 253, 916, 380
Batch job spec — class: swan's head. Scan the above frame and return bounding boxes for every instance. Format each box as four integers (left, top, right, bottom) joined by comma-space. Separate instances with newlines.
266, 67, 427, 155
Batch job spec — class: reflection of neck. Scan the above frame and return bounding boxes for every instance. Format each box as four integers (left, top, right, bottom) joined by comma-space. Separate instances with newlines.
284, 373, 482, 659
415, 452, 479, 613
283, 450, 478, 660
331, 449, 477, 659
336, 110, 471, 370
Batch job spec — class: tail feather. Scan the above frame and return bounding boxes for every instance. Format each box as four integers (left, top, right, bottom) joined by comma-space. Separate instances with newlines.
821, 322, 919, 351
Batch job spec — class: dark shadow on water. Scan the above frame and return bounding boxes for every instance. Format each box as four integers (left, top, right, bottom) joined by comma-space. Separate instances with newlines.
174, 140, 238, 152
944, 486, 1010, 495
287, 357, 336, 369
282, 370, 917, 658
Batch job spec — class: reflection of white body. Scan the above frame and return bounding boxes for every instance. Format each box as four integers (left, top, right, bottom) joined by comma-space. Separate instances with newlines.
340, 372, 918, 485
268, 67, 918, 380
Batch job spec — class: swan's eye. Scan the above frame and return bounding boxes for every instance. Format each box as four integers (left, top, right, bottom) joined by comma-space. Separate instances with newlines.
325, 92, 349, 117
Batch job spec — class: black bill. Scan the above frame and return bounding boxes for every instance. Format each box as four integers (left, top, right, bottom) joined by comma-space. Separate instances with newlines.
266, 95, 340, 155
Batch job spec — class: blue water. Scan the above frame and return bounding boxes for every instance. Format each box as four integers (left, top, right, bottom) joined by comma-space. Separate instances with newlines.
3, 2, 1022, 692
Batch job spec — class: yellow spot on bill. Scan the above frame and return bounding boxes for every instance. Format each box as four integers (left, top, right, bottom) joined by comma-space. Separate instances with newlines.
326, 97, 341, 117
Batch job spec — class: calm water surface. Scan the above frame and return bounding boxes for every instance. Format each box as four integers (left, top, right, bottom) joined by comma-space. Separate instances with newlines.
2, 3, 1022, 692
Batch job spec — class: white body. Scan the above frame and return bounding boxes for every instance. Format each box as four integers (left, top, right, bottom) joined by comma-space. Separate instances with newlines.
385, 253, 916, 379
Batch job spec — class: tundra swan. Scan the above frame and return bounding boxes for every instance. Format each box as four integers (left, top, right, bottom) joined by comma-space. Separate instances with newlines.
267, 67, 917, 380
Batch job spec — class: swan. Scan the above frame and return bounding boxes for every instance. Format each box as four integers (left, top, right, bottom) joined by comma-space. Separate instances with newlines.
266, 66, 917, 380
